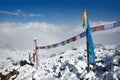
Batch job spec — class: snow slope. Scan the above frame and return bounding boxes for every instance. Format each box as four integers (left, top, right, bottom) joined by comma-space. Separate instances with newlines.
0, 44, 120, 80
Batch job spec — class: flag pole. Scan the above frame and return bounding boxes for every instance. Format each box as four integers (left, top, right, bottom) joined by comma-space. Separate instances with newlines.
84, 9, 90, 73
33, 38, 38, 69
86, 28, 90, 73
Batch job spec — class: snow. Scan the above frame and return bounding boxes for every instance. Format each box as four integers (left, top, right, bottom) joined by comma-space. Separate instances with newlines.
0, 44, 120, 80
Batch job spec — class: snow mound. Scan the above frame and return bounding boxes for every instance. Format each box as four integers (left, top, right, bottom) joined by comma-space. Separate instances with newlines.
0, 44, 120, 80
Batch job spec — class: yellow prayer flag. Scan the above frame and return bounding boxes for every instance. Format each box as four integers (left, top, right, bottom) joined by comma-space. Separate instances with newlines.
83, 9, 87, 28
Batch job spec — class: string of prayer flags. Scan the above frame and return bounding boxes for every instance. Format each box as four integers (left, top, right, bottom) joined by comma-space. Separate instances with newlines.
36, 21, 120, 50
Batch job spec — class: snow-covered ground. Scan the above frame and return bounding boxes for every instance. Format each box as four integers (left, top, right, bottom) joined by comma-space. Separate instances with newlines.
0, 44, 120, 80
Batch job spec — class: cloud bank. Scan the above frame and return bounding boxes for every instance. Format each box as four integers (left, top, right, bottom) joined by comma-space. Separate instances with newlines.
0, 21, 120, 51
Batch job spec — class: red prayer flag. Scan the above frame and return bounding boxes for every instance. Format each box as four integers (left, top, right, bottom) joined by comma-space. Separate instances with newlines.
86, 41, 89, 46
33, 53, 36, 63
95, 25, 104, 31
54, 43, 58, 47
72, 36, 76, 41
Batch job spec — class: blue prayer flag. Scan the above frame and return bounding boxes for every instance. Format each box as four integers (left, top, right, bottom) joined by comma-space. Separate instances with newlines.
86, 19, 96, 65
80, 31, 86, 38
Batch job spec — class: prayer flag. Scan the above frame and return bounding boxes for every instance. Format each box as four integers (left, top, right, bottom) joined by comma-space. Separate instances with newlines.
90, 27, 96, 32
95, 25, 104, 31
86, 19, 96, 65
46, 46, 50, 49
72, 36, 76, 41
80, 31, 86, 38
54, 43, 58, 47
39, 46, 45, 49
104, 24, 113, 30
83, 10, 87, 28
61, 41, 65, 46
113, 21, 120, 28
33, 52, 36, 63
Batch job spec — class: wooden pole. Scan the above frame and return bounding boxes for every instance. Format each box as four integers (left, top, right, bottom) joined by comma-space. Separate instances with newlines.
32, 71, 34, 80
33, 38, 38, 69
86, 28, 90, 73
84, 9, 90, 73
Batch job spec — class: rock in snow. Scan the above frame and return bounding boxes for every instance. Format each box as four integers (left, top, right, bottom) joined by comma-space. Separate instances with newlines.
0, 44, 120, 80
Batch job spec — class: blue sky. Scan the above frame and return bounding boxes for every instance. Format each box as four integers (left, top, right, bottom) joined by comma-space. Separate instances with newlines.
0, 0, 120, 49
0, 0, 120, 25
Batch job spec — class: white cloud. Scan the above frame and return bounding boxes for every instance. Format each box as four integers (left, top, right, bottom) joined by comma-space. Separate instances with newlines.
0, 9, 44, 17
0, 11, 19, 16
28, 13, 44, 17
0, 22, 82, 50
0, 21, 119, 51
